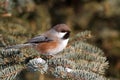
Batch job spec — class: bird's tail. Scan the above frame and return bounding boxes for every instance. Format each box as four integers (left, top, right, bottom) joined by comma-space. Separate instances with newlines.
5, 43, 32, 49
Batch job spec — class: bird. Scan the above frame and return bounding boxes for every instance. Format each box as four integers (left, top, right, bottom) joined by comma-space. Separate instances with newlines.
6, 24, 71, 55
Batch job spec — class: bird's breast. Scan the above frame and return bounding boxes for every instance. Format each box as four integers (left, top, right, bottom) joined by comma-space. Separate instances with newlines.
48, 39, 69, 55
35, 39, 69, 55
35, 41, 58, 54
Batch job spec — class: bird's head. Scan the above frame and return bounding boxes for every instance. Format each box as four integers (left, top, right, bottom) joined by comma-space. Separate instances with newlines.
52, 24, 71, 39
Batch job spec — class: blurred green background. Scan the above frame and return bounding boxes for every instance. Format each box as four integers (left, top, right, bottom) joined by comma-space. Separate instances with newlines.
0, 0, 120, 79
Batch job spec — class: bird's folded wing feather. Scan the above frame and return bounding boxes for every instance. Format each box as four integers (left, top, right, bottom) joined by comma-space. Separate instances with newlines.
5, 35, 53, 49
25, 35, 53, 43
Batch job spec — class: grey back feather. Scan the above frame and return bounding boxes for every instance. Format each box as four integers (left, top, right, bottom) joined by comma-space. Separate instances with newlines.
5, 35, 53, 49
25, 35, 53, 43
5, 44, 32, 49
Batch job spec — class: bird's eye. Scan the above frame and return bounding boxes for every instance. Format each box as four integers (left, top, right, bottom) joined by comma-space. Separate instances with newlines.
61, 30, 66, 33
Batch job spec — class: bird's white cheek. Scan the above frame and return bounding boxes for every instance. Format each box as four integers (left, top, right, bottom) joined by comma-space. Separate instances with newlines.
58, 32, 66, 38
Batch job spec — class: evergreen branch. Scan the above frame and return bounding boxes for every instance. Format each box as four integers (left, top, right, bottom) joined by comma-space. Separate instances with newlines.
21, 47, 40, 60
62, 47, 107, 63
69, 70, 108, 80
0, 20, 29, 45
0, 30, 109, 80
0, 65, 24, 80
70, 30, 93, 42
0, 47, 40, 68
52, 66, 108, 80
52, 66, 71, 78
0, 49, 23, 67
27, 58, 48, 74
75, 60, 108, 75
72, 41, 104, 56
48, 57, 76, 69
0, 0, 14, 17
0, 49, 20, 58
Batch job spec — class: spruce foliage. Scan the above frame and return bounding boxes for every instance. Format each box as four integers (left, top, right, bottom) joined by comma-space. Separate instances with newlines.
0, 21, 109, 80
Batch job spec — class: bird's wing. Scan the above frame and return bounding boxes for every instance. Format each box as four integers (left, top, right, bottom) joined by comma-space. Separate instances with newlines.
25, 35, 53, 43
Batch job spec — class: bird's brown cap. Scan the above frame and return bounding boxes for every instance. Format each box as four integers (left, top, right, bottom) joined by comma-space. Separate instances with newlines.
53, 24, 71, 33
